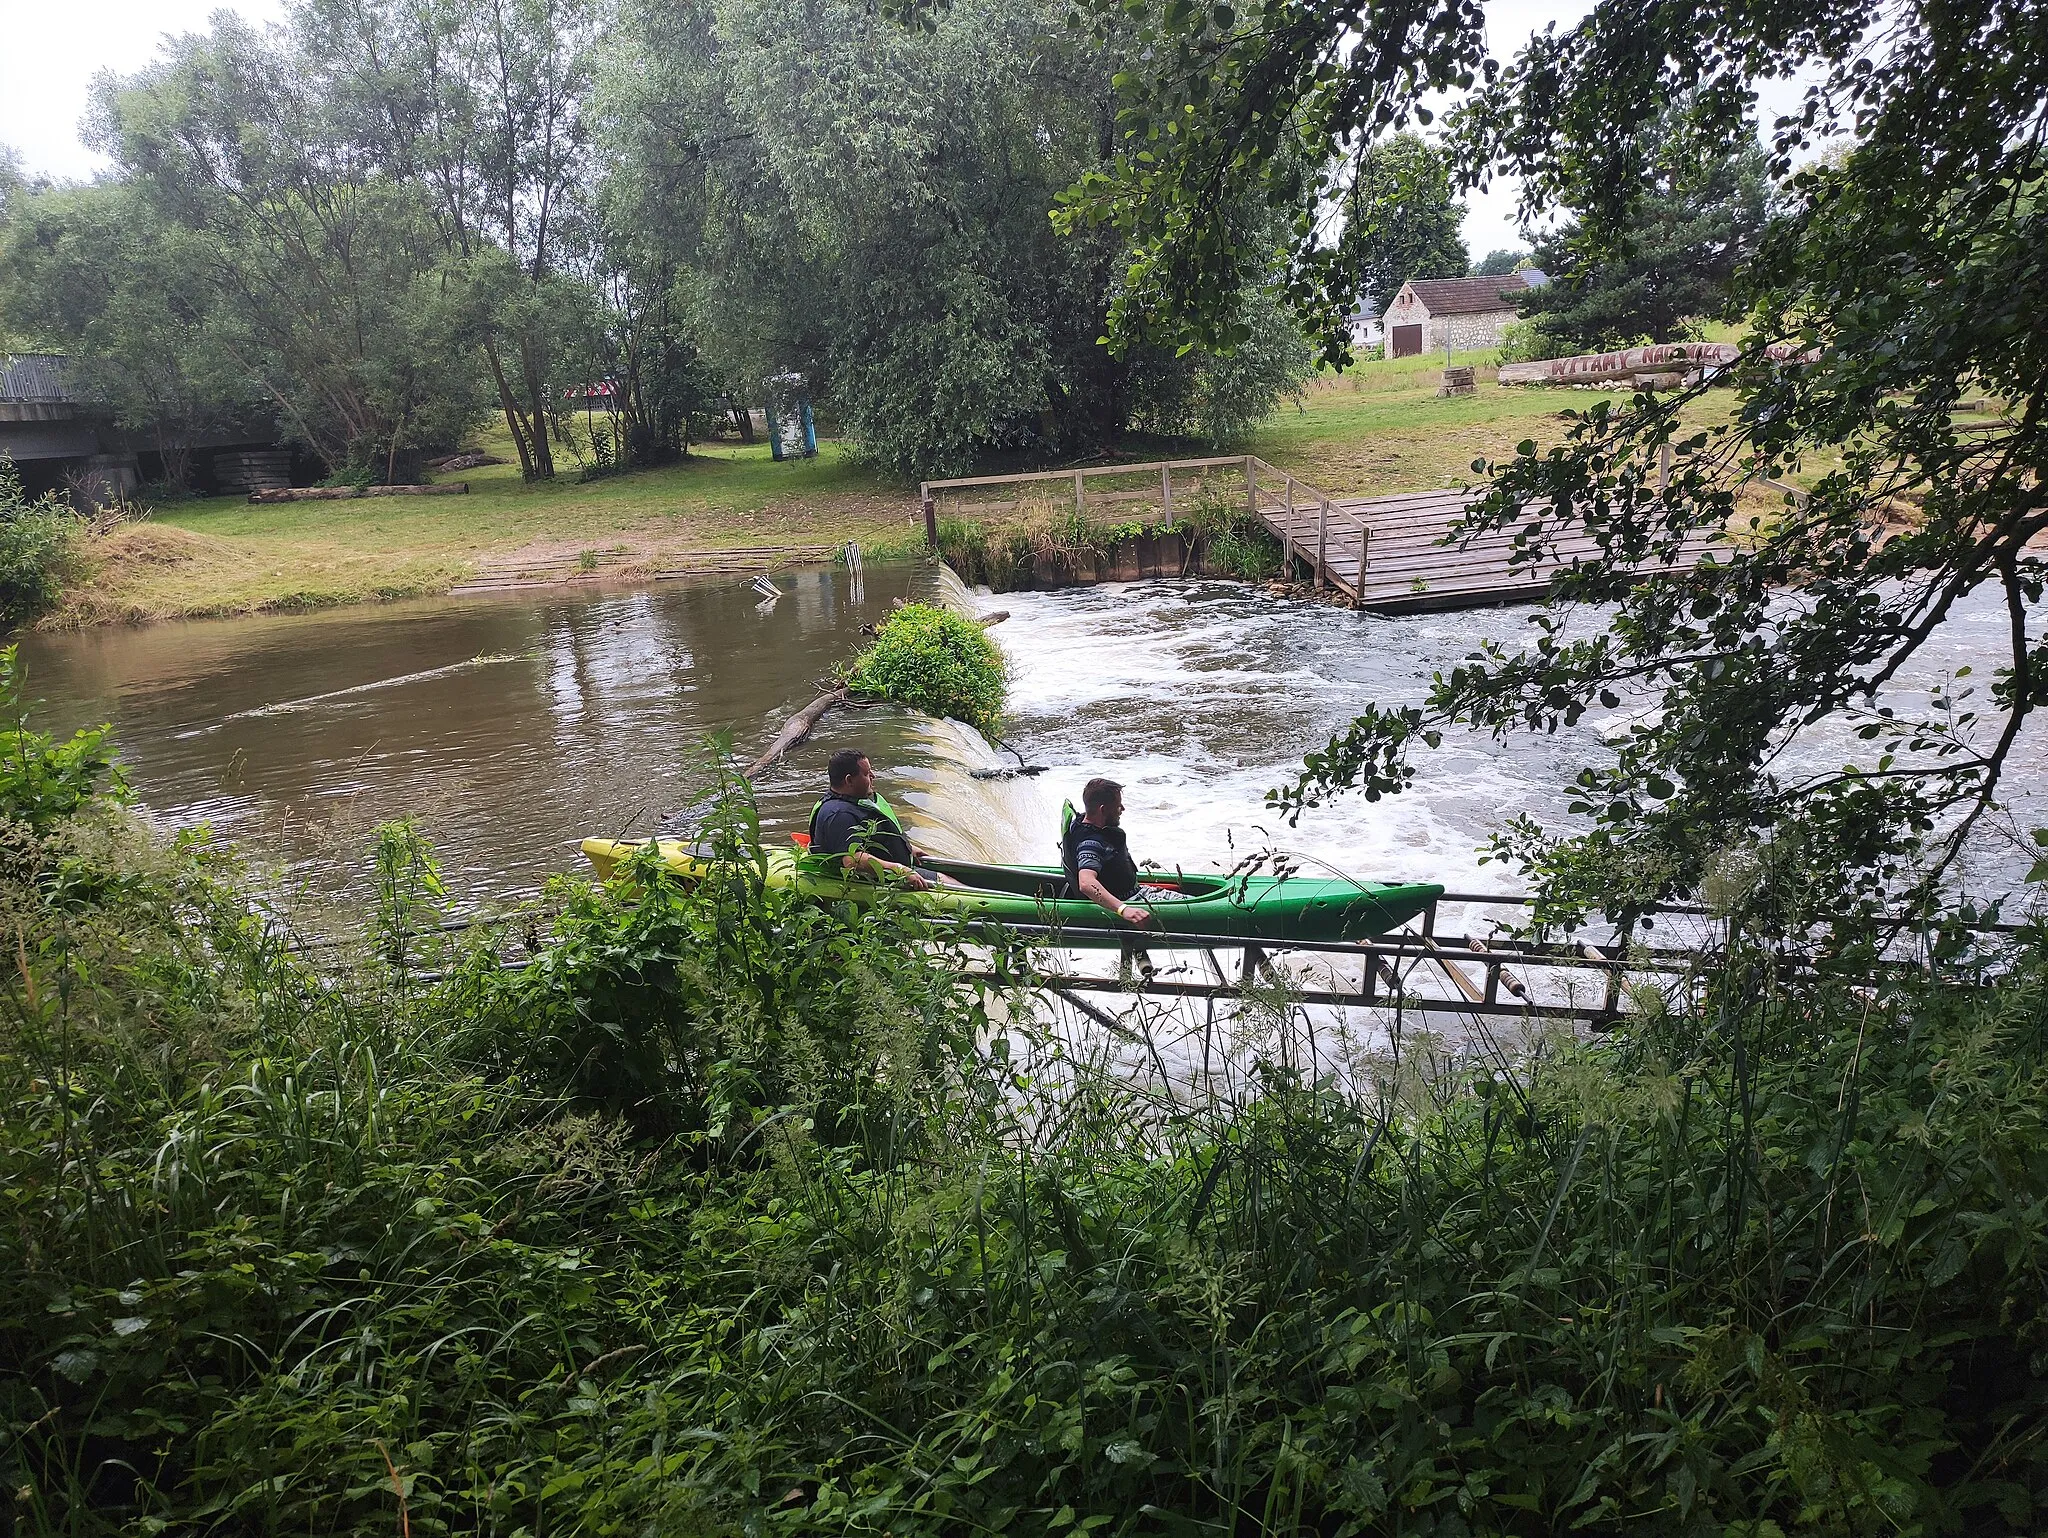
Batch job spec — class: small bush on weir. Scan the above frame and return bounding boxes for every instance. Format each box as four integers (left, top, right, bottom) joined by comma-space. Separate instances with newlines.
844, 601, 1007, 736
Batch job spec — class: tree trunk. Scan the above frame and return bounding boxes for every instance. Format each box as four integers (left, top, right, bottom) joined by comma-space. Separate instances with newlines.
520, 336, 555, 480
484, 336, 537, 480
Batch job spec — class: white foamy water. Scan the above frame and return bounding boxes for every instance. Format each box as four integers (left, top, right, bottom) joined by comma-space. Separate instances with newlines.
946, 578, 2048, 911
17, 561, 2043, 923
937, 580, 1589, 895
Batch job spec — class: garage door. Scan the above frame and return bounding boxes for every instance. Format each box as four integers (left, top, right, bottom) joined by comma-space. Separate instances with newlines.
1391, 324, 1424, 358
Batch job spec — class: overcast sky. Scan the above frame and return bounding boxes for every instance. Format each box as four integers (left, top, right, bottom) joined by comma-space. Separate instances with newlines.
3, 0, 1704, 260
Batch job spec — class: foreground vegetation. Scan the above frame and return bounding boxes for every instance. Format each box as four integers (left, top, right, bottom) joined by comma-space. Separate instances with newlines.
4, 671, 2046, 1534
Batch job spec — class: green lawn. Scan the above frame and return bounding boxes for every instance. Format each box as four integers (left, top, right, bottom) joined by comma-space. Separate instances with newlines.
58, 437, 918, 626
52, 349, 1724, 627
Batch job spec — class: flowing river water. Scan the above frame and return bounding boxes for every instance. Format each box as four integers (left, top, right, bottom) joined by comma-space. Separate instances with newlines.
17, 562, 2045, 926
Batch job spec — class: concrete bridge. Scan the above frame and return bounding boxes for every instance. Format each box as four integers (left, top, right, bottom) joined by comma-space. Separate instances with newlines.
1, 354, 287, 501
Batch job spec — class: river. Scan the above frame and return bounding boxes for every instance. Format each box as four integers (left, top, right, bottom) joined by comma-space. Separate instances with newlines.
17, 562, 2043, 922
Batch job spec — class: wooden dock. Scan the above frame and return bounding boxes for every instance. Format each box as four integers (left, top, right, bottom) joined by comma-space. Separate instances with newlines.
1254, 482, 1723, 613
922, 455, 1721, 614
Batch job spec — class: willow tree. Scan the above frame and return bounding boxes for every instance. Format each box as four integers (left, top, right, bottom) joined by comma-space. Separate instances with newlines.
85, 18, 493, 481
1041, 0, 2048, 932
600, 0, 1310, 478
296, 0, 601, 481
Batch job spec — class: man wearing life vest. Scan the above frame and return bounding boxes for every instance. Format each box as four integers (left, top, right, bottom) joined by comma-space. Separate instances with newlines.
809, 748, 934, 891
1062, 777, 1156, 928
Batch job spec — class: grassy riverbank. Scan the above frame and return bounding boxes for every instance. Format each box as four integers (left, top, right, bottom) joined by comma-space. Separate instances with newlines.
51, 439, 917, 627
5, 675, 2048, 1535
44, 349, 1675, 628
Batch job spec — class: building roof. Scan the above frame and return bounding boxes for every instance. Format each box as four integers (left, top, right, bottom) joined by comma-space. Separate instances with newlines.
1402, 274, 1534, 317
0, 354, 78, 404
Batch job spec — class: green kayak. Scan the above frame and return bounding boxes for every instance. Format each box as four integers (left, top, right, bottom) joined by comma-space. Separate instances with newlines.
580, 839, 1441, 947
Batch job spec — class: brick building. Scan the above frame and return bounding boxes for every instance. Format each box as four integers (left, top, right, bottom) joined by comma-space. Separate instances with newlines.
1381, 271, 1546, 357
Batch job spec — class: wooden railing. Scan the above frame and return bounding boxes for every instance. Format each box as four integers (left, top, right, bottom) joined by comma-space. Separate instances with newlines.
1242, 457, 1371, 603
920, 454, 1372, 603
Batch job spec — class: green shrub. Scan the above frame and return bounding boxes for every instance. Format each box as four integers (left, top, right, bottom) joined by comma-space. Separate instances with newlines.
7, 687, 2048, 1538
1497, 317, 1565, 365
0, 644, 123, 831
0, 458, 82, 629
844, 601, 1007, 735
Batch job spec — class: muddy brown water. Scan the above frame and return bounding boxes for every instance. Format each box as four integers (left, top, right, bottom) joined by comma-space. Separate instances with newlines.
15, 563, 1038, 910
17, 561, 2045, 924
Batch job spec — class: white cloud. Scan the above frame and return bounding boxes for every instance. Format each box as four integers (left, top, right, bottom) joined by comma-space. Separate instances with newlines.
0, 1, 285, 182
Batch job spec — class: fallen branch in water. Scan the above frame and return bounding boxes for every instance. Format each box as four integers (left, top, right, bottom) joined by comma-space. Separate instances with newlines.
750, 603, 1010, 778
746, 687, 850, 778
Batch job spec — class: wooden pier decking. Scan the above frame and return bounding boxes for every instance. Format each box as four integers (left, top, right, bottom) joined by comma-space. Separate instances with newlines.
1253, 481, 1724, 613
922, 455, 1720, 614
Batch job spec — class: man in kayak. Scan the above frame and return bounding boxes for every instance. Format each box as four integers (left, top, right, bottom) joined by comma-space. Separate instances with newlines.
1063, 777, 1156, 928
810, 748, 935, 891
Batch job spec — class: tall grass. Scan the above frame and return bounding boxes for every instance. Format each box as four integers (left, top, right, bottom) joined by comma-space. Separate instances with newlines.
2, 713, 2046, 1533
936, 492, 1281, 592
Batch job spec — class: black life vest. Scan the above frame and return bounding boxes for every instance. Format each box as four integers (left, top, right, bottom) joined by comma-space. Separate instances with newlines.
808, 792, 913, 867
1061, 805, 1138, 901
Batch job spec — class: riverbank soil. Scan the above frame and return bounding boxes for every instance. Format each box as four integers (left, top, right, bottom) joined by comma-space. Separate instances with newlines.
51, 349, 1733, 628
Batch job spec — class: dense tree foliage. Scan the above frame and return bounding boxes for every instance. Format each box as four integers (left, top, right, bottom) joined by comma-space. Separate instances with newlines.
1472, 248, 1525, 277
1338, 132, 1468, 319
295, 0, 602, 479
54, 17, 496, 482
9, 736, 2048, 1534
1, 0, 1310, 484
0, 184, 265, 485
595, 0, 1309, 477
1063, 0, 2048, 928
1514, 112, 1771, 354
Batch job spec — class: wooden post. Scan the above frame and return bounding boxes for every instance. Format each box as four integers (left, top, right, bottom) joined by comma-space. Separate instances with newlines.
1353, 525, 1370, 608
1245, 457, 1258, 521
1161, 464, 1173, 527
1316, 498, 1329, 591
1074, 471, 1086, 522
1658, 441, 1673, 495
922, 485, 937, 549
1282, 480, 1295, 578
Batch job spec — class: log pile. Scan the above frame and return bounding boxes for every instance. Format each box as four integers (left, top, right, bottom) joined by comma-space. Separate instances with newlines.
213, 449, 294, 494
248, 483, 469, 503
1497, 342, 1741, 389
